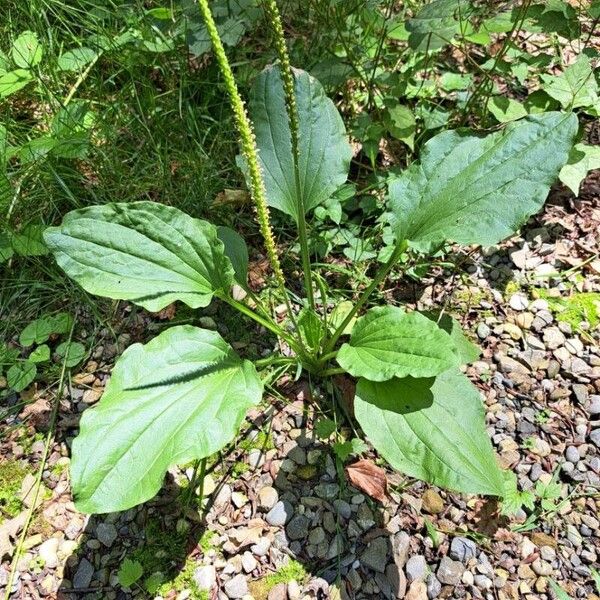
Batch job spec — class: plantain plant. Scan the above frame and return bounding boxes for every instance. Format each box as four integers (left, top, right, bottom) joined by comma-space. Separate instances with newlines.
43, 0, 578, 514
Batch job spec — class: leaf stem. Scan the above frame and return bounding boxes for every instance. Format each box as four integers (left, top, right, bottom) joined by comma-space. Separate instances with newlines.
197, 0, 296, 320
218, 293, 304, 356
321, 239, 407, 356
319, 350, 338, 363
263, 0, 316, 311
254, 355, 295, 368
320, 367, 345, 377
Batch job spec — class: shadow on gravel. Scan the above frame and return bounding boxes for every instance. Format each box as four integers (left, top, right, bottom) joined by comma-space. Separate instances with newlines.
53, 386, 408, 600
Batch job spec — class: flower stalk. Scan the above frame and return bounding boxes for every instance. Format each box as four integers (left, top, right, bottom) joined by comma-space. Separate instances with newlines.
262, 0, 316, 311
197, 0, 285, 292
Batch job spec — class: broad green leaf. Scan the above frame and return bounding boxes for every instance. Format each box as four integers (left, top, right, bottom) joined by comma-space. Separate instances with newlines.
217, 225, 248, 286
439, 72, 472, 91
17, 136, 57, 162
11, 31, 43, 68
0, 233, 13, 263
0, 50, 9, 74
70, 325, 262, 513
524, 1, 580, 39
406, 0, 471, 51
422, 312, 480, 364
19, 313, 73, 347
117, 559, 144, 588
354, 370, 504, 496
7, 361, 37, 392
44, 202, 234, 312
559, 143, 600, 196
315, 418, 336, 439
11, 224, 48, 256
542, 56, 598, 110
388, 112, 578, 250
384, 103, 416, 150
29, 344, 51, 363
337, 306, 457, 381
487, 96, 528, 123
523, 90, 559, 114
20, 318, 54, 347
246, 65, 352, 222
482, 11, 514, 33
56, 341, 87, 367
184, 0, 261, 55
57, 47, 98, 71
298, 308, 326, 351
50, 101, 95, 159
329, 300, 356, 335
0, 69, 33, 98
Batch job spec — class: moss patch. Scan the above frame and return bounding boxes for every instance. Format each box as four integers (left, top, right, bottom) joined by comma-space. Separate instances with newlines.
0, 459, 28, 521
131, 516, 188, 583
535, 290, 600, 331
239, 429, 275, 452
248, 560, 308, 599
156, 556, 209, 599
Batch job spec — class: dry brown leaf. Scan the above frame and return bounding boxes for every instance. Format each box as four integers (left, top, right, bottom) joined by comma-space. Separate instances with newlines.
214, 188, 250, 206
346, 459, 388, 502
19, 396, 51, 429
155, 303, 177, 320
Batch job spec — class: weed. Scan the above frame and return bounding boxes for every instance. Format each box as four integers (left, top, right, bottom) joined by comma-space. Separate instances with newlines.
0, 459, 28, 521
249, 559, 308, 599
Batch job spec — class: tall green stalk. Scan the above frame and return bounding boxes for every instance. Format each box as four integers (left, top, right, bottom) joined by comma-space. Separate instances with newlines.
197, 0, 287, 301
263, 0, 316, 312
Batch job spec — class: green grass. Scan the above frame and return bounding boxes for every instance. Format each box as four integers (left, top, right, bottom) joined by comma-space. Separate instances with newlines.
0, 459, 28, 522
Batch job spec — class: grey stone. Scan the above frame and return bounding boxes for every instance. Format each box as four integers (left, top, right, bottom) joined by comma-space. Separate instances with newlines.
474, 574, 493, 590
258, 486, 278, 511
242, 551, 258, 573
266, 501, 293, 527
95, 523, 118, 547
477, 323, 491, 339
543, 327, 565, 350
565, 446, 580, 463
38, 538, 59, 569
224, 574, 248, 598
386, 563, 407, 598
590, 429, 600, 448
427, 574, 442, 599
449, 537, 477, 563
392, 531, 410, 568
333, 499, 352, 519
360, 537, 389, 573
251, 537, 271, 557
308, 527, 325, 545
509, 293, 529, 311
572, 384, 589, 404
315, 482, 339, 500
588, 396, 600, 415
73, 558, 94, 589
286, 515, 310, 541
437, 557, 464, 585
497, 355, 530, 375
406, 555, 428, 583
193, 565, 216, 591
268, 583, 288, 600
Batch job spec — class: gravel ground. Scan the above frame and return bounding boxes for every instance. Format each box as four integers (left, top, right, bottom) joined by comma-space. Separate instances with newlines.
1, 175, 599, 600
